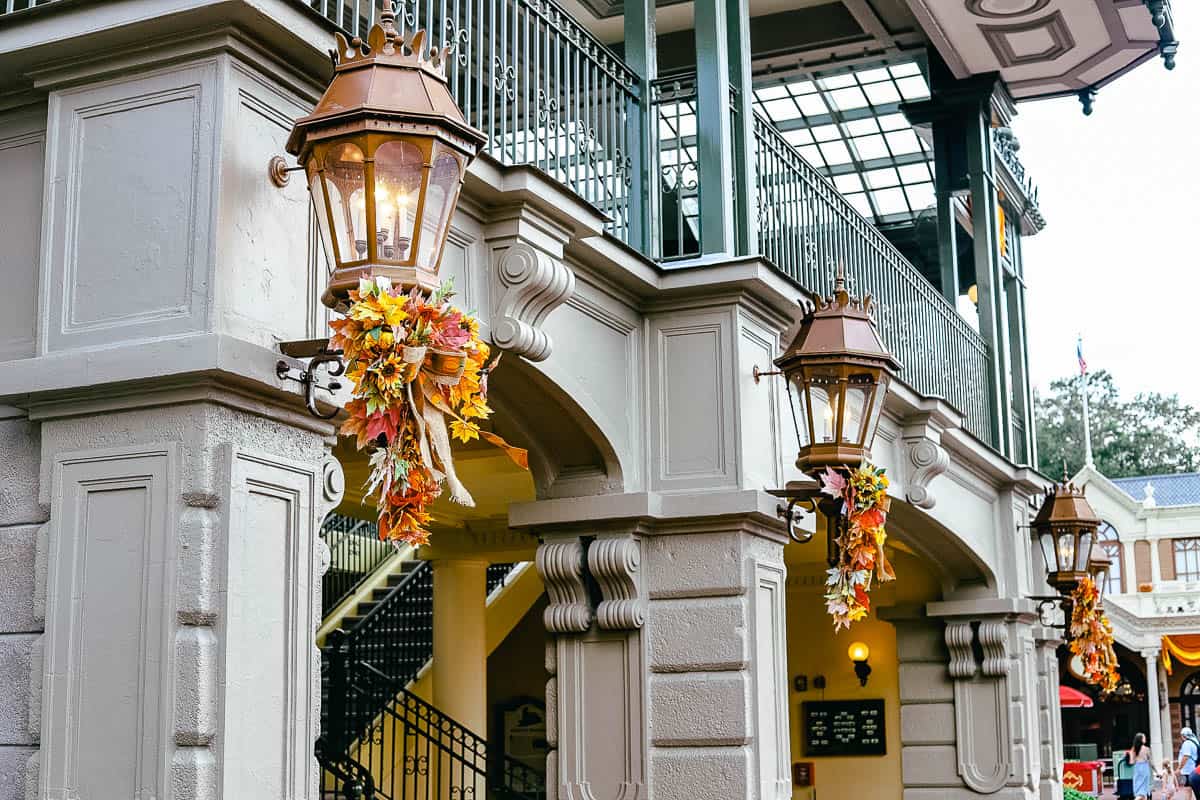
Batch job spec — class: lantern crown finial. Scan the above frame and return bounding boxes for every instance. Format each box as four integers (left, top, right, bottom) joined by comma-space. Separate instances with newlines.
332, 21, 453, 80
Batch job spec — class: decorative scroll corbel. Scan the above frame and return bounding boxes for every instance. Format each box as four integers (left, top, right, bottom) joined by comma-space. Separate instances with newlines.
945, 621, 977, 679
905, 437, 949, 510
492, 242, 575, 362
588, 536, 645, 630
979, 621, 1010, 677
537, 539, 593, 633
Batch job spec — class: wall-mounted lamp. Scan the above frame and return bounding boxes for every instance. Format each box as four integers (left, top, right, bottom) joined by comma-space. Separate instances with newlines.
755, 266, 900, 555
1027, 479, 1101, 629
848, 641, 871, 687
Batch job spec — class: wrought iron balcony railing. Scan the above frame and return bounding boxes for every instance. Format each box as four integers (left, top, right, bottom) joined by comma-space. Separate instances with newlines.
2, 0, 1007, 449
753, 114, 992, 441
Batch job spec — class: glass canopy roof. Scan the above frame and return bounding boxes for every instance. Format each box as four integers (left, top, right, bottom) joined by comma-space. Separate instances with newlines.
752, 60, 935, 226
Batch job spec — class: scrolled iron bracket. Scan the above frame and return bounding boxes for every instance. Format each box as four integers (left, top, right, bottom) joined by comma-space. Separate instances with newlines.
1030, 594, 1073, 632
777, 497, 816, 544
276, 338, 346, 419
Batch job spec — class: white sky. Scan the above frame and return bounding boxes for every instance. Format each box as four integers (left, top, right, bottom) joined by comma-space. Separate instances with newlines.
1014, 2, 1199, 407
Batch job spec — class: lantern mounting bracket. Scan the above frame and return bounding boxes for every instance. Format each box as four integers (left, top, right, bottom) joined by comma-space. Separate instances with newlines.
752, 365, 782, 384
1029, 594, 1073, 632
268, 155, 305, 188
276, 338, 346, 419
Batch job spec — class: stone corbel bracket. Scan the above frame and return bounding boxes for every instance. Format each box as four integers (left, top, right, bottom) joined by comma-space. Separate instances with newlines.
902, 413, 950, 510
942, 618, 1012, 794
486, 205, 577, 363
537, 538, 593, 633
588, 535, 645, 630
491, 240, 575, 362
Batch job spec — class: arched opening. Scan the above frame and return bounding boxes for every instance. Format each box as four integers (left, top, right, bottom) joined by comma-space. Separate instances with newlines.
783, 498, 993, 800
317, 355, 625, 799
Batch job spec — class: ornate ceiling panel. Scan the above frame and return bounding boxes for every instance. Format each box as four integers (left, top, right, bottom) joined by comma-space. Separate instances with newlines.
906, 0, 1176, 100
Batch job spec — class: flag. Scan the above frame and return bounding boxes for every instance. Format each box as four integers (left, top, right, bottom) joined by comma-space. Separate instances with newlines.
1076, 335, 1087, 376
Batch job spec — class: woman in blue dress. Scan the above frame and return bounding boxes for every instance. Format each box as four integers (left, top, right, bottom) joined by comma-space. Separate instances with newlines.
1128, 732, 1156, 800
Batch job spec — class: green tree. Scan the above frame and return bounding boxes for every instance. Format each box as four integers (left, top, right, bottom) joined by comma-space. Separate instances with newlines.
1035, 369, 1200, 479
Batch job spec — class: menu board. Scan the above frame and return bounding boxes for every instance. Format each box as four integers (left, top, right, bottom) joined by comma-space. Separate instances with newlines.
801, 700, 886, 756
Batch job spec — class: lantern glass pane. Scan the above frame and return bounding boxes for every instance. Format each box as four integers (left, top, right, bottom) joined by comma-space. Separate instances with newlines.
1056, 531, 1075, 572
322, 143, 368, 263
1075, 530, 1095, 572
842, 382, 870, 444
1038, 529, 1057, 575
811, 383, 835, 444
309, 171, 335, 276
374, 141, 424, 262
417, 153, 463, 269
862, 374, 888, 452
786, 375, 811, 448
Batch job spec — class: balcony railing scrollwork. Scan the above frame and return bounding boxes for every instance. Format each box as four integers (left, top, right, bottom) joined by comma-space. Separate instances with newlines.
753, 114, 993, 442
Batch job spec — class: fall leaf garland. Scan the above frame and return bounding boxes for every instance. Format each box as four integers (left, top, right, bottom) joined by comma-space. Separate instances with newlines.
329, 277, 527, 547
821, 462, 896, 631
1069, 576, 1120, 693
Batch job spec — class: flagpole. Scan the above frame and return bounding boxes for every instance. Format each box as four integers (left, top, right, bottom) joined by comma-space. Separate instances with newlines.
1081, 374, 1094, 468
1078, 335, 1094, 469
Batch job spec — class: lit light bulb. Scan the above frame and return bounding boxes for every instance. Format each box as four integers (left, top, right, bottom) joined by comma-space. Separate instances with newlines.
1057, 534, 1074, 569
847, 641, 869, 663
822, 404, 834, 442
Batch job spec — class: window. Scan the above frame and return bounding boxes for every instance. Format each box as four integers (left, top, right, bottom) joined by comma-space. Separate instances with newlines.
1096, 521, 1122, 595
1175, 538, 1200, 582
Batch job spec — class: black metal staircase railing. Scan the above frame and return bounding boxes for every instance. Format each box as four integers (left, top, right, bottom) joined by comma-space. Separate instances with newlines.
322, 514, 396, 619
319, 560, 542, 799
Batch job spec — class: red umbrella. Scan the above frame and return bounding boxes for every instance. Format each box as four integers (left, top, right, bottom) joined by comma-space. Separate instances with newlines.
1060, 685, 1094, 709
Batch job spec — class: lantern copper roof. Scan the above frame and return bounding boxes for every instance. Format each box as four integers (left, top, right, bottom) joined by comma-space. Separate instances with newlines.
285, 2, 486, 159
775, 268, 902, 374
1032, 482, 1101, 530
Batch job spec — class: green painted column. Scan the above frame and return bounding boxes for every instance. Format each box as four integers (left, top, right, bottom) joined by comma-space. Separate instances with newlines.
931, 122, 960, 303
1008, 230, 1036, 466
964, 99, 1013, 457
693, 0, 735, 255
624, 0, 657, 256
726, 0, 756, 255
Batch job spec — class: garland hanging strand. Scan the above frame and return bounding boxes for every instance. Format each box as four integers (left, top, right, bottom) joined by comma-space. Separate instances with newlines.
330, 277, 528, 546
821, 462, 896, 631
1069, 576, 1120, 692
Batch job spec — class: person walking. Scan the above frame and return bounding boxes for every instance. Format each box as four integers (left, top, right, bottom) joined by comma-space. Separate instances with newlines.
1128, 733, 1157, 800
1178, 727, 1200, 799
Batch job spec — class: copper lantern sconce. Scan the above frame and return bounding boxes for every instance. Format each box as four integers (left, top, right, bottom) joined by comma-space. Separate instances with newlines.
1027, 479, 1101, 628
271, 0, 486, 417
756, 267, 900, 561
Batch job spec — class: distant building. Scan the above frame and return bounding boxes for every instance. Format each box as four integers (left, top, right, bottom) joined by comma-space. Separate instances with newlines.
1069, 467, 1200, 760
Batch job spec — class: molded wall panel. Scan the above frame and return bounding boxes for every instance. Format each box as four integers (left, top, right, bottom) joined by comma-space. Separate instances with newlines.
0, 109, 45, 362
217, 60, 315, 347
649, 310, 737, 491
221, 448, 319, 799
738, 316, 781, 491
42, 446, 176, 800
42, 61, 217, 353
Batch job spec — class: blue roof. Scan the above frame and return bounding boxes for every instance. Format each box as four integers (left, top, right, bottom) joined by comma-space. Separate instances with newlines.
1110, 473, 1200, 507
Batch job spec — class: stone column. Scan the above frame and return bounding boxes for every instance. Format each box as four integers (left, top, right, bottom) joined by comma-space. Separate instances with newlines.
537, 518, 790, 800
32, 390, 339, 800
1151, 541, 1164, 585
1159, 659, 1175, 758
1035, 630, 1065, 800
431, 559, 489, 732
1123, 541, 1138, 593
923, 600, 1048, 799
1145, 650, 1163, 747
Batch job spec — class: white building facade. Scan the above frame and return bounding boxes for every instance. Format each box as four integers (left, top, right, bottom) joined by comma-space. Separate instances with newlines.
0, 1, 1179, 799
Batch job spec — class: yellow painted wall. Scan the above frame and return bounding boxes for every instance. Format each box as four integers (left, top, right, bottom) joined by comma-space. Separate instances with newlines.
786, 545, 940, 800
